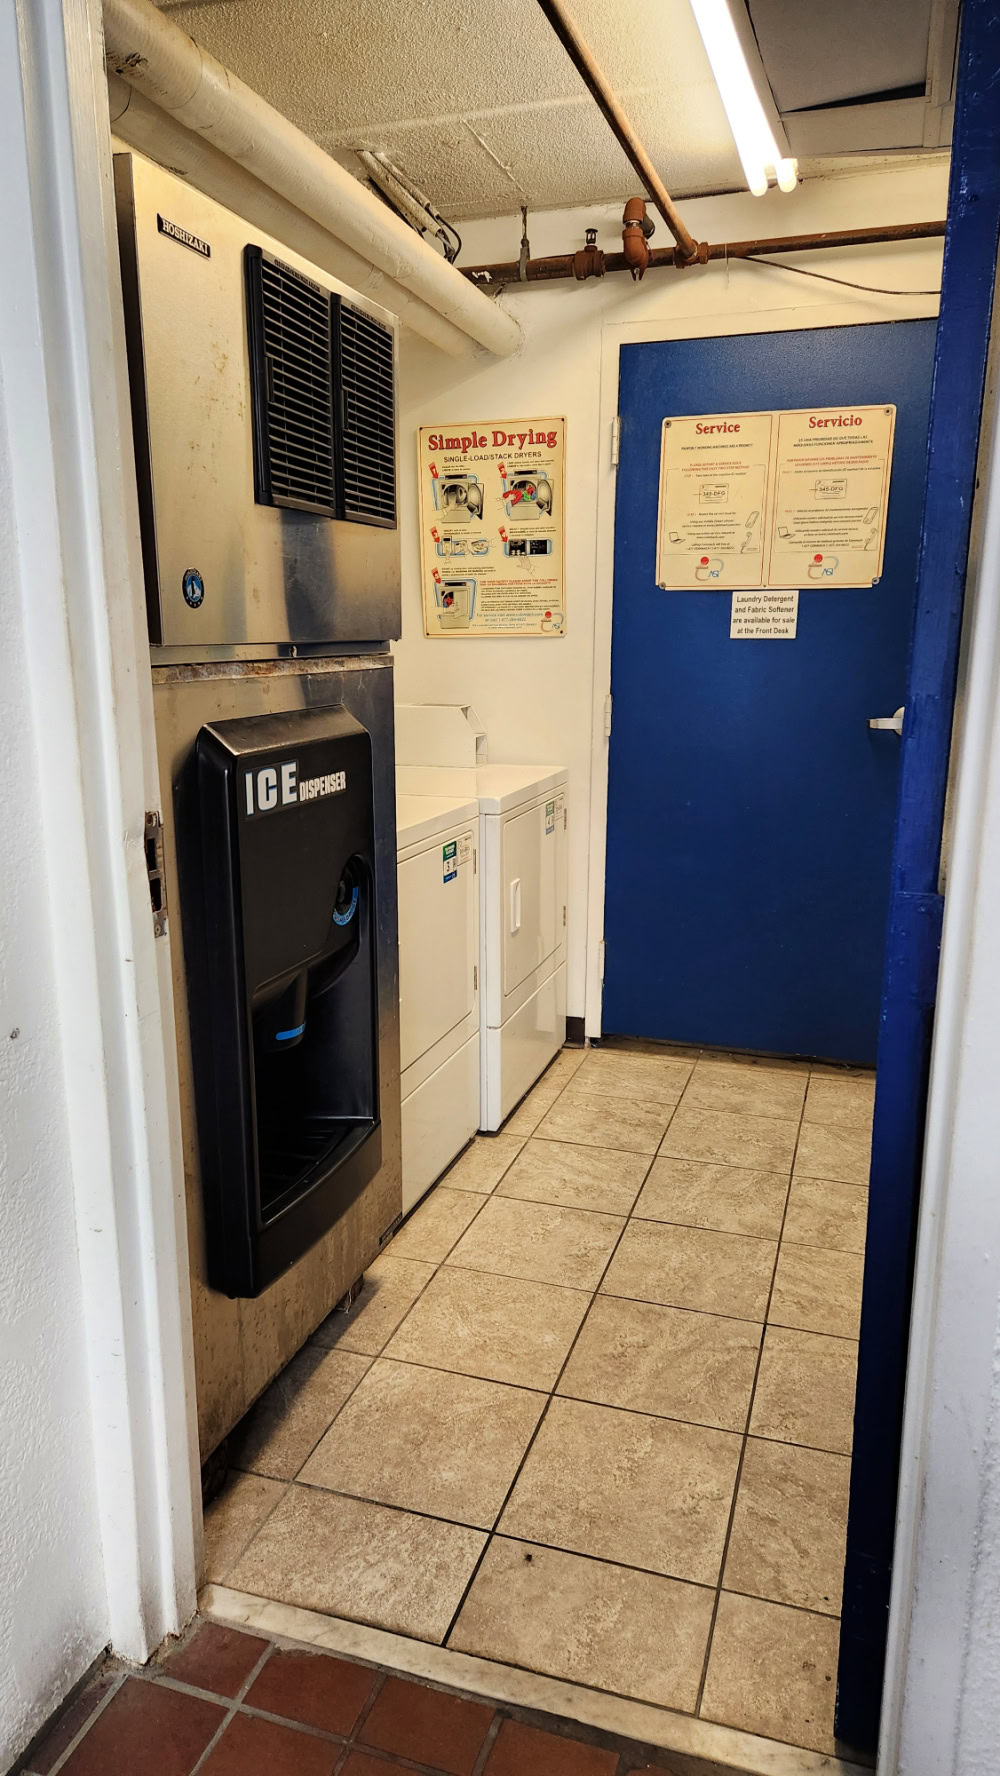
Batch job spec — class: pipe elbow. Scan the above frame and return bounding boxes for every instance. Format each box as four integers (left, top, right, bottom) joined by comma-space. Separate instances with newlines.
622, 196, 651, 280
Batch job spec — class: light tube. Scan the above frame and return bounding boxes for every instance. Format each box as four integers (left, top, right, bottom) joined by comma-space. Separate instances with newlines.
690, 0, 798, 196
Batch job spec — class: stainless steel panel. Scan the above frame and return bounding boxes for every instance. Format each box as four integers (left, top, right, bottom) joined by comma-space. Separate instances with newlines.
116, 152, 401, 650
152, 655, 401, 1459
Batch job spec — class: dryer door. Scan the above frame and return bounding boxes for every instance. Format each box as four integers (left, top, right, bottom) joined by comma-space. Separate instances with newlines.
502, 796, 560, 1001
399, 829, 477, 1071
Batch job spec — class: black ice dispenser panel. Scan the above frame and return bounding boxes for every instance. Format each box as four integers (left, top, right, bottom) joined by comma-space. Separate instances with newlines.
195, 704, 380, 1298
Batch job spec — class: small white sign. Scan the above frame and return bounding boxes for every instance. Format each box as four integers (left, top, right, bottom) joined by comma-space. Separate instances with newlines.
730, 590, 799, 639
457, 832, 473, 865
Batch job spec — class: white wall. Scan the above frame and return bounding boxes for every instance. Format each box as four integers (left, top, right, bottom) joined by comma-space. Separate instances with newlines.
0, 1, 200, 1764
394, 161, 949, 1025
0, 394, 107, 1764
881, 326, 1000, 1774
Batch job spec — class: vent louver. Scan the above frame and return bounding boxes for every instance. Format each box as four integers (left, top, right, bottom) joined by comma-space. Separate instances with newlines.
336, 303, 397, 528
246, 246, 336, 516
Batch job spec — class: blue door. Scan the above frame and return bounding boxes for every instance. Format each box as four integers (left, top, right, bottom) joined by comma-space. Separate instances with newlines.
603, 323, 937, 1064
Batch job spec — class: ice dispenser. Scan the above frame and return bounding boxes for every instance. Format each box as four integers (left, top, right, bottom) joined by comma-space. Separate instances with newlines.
194, 703, 380, 1297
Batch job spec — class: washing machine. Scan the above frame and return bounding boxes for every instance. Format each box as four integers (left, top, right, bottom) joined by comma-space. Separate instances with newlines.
397, 793, 480, 1211
477, 766, 568, 1129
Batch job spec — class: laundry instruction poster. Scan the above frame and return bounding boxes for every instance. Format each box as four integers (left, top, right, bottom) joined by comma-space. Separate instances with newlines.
657, 412, 774, 589
767, 405, 895, 588
417, 418, 566, 637
656, 405, 895, 592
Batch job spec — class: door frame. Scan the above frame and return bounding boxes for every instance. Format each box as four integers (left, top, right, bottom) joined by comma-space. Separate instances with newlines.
585, 293, 940, 1039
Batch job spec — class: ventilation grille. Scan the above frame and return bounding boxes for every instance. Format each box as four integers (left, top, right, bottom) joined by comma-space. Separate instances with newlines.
338, 304, 397, 526
247, 249, 336, 515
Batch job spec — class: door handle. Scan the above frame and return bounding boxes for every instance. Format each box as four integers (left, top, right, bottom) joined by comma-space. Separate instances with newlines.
510, 878, 521, 934
869, 707, 904, 735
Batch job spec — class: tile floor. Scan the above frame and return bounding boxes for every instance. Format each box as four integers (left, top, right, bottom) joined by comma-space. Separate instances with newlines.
19, 1619, 687, 1775
203, 1044, 874, 1759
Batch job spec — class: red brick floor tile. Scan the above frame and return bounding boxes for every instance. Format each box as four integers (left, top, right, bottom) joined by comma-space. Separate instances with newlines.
358, 1675, 494, 1776
244, 1646, 376, 1735
340, 1757, 418, 1776
59, 1678, 225, 1776
485, 1717, 619, 1776
23, 1671, 117, 1774
161, 1623, 268, 1699
199, 1713, 340, 1774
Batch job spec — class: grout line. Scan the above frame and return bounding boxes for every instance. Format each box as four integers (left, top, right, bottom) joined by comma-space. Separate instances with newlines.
692, 1072, 810, 1719
39, 1671, 127, 1776
438, 1138, 661, 1649
213, 1479, 292, 1587
181, 1636, 274, 1776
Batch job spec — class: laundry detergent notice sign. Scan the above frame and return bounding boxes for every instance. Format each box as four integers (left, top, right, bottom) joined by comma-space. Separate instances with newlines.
418, 419, 566, 638
730, 590, 799, 639
657, 405, 896, 593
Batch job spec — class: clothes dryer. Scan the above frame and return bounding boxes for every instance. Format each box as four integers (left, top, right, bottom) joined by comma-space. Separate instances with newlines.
397, 794, 480, 1210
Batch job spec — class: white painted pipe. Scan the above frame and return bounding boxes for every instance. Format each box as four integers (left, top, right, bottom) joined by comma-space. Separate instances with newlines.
101, 0, 521, 359
107, 77, 473, 358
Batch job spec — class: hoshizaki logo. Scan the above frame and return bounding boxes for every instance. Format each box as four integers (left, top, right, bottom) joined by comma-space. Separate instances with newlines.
156, 213, 211, 257
243, 760, 346, 816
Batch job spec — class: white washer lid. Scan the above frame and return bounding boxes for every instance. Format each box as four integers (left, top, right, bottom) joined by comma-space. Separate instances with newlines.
396, 792, 480, 850
475, 763, 567, 814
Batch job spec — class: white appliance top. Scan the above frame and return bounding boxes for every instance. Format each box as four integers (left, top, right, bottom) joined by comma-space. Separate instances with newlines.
396, 792, 480, 851
475, 764, 567, 814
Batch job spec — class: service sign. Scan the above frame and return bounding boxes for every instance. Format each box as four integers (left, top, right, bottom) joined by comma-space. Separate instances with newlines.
418, 419, 566, 637
657, 404, 896, 593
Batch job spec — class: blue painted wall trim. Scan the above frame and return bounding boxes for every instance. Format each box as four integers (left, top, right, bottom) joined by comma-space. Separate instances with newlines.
836, 0, 1000, 1749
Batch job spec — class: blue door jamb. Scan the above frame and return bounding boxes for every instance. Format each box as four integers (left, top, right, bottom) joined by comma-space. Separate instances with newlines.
836, 2, 1000, 1750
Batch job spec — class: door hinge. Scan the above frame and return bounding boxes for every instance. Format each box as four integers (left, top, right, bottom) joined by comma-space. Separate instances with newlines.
144, 810, 168, 938
610, 415, 622, 468
603, 693, 613, 739
473, 964, 478, 991
598, 938, 606, 983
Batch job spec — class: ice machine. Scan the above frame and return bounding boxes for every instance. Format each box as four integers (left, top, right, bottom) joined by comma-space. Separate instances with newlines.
115, 149, 402, 1456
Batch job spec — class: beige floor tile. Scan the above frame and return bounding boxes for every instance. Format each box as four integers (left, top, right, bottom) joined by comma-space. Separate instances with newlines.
503, 1077, 566, 1138
388, 1187, 485, 1262
446, 1195, 625, 1290
724, 1438, 850, 1615
660, 1106, 798, 1174
770, 1243, 863, 1339
804, 1073, 876, 1131
601, 1220, 775, 1321
683, 1061, 807, 1121
559, 1295, 760, 1433
443, 1135, 525, 1193
300, 1358, 544, 1528
496, 1138, 649, 1215
202, 1472, 286, 1584
229, 1346, 371, 1481
384, 1265, 590, 1390
795, 1121, 871, 1187
500, 1396, 741, 1586
312, 1253, 437, 1356
571, 1048, 693, 1108
701, 1592, 840, 1755
750, 1325, 857, 1455
545, 1046, 589, 1084
783, 1178, 868, 1254
450, 1537, 713, 1711
535, 1089, 671, 1155
634, 1157, 788, 1239
227, 1484, 485, 1643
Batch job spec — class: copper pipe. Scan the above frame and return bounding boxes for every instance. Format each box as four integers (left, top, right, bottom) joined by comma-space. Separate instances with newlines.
463, 219, 948, 286
536, 0, 699, 264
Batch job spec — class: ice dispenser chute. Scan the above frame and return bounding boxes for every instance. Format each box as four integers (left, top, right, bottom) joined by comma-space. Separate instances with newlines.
194, 703, 380, 1298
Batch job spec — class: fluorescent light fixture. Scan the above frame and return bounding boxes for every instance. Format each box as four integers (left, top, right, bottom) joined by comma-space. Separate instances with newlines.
690, 0, 798, 196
